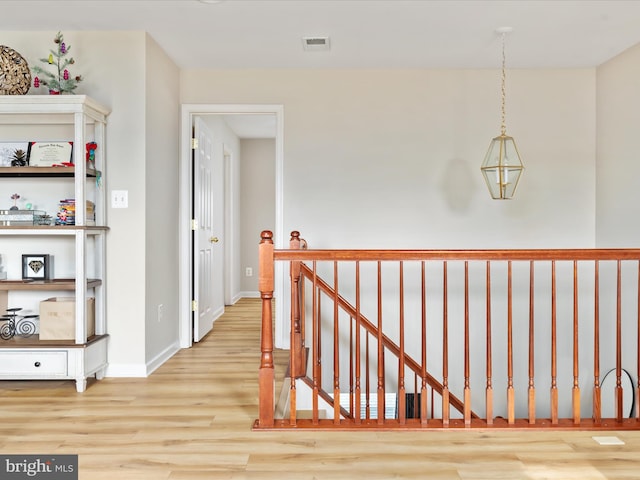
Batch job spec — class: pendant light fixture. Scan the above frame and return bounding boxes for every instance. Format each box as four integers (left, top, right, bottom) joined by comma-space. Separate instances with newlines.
481, 27, 524, 200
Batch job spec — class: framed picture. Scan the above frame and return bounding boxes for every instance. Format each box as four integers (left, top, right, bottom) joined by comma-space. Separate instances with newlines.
0, 142, 29, 167
22, 254, 51, 280
28, 142, 73, 167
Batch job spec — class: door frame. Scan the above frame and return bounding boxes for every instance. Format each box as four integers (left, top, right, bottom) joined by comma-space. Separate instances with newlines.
179, 104, 285, 349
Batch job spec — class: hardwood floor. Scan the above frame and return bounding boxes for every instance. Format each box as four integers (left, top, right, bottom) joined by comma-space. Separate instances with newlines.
0, 298, 639, 479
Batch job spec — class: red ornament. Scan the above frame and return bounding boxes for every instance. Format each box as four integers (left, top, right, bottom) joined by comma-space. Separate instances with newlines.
33, 77, 40, 88
63, 69, 69, 80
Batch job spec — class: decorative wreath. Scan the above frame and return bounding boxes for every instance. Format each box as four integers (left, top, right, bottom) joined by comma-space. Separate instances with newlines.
0, 45, 31, 95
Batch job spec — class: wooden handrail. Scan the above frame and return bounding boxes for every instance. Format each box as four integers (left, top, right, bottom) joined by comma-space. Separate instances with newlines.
274, 249, 640, 262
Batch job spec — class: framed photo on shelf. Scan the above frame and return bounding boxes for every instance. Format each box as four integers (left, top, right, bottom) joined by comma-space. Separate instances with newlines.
0, 142, 29, 167
28, 141, 73, 167
22, 254, 51, 280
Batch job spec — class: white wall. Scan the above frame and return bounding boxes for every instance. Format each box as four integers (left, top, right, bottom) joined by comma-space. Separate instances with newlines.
143, 35, 181, 370
181, 69, 596, 250
596, 42, 640, 247
240, 138, 275, 295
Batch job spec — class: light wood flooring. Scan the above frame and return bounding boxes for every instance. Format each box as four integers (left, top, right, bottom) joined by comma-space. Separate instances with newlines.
0, 298, 639, 479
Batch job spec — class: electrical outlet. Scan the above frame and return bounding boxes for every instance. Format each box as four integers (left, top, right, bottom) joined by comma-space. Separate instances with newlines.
111, 190, 128, 208
245, 267, 253, 277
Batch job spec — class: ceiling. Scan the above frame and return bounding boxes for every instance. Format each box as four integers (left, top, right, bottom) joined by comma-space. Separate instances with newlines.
4, 0, 640, 139
2, 0, 640, 70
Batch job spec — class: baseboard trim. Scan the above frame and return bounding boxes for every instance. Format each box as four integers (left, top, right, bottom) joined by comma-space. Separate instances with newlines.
105, 363, 148, 378
105, 340, 181, 378
146, 340, 181, 376
239, 291, 260, 298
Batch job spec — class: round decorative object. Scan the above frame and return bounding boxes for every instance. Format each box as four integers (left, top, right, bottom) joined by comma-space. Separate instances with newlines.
0, 45, 31, 95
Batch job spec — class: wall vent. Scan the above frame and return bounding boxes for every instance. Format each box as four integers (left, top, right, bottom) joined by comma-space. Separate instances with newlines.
302, 36, 331, 51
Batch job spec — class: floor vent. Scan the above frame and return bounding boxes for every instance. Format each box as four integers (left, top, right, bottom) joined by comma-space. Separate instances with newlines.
339, 393, 397, 419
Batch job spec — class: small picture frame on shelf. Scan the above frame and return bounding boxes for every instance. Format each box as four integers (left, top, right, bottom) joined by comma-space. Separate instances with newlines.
0, 142, 29, 167
22, 254, 51, 280
28, 141, 73, 167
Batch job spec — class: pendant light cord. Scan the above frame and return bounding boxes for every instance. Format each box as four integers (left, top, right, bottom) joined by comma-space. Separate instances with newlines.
500, 32, 507, 136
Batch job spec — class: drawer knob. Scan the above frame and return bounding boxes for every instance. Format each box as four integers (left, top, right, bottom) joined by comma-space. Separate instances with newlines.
34, 362, 41, 367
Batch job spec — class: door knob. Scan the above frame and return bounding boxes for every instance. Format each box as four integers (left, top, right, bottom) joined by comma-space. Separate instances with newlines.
210, 237, 219, 243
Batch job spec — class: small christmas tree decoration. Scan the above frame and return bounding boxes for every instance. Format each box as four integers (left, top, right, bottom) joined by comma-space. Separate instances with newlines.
31, 32, 82, 94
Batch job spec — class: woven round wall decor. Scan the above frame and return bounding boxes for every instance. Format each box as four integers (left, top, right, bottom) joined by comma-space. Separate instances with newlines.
0, 45, 32, 95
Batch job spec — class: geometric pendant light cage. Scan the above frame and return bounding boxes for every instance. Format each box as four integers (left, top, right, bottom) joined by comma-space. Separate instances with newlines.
480, 27, 524, 199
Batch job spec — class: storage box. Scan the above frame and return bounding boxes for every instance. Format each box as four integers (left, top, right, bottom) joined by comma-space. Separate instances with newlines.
39, 297, 95, 340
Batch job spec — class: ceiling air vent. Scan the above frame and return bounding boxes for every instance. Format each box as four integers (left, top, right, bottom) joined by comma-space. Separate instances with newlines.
302, 36, 331, 51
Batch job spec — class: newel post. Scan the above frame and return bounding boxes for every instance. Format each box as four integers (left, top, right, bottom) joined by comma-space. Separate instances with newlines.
290, 231, 306, 378
258, 230, 275, 427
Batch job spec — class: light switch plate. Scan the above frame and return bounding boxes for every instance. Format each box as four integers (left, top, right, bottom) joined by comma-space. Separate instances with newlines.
111, 190, 128, 208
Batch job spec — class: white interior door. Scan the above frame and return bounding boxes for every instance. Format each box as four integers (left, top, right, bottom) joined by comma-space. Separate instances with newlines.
193, 117, 225, 342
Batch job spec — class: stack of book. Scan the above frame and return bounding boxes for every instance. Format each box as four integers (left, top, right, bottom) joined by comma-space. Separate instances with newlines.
55, 199, 95, 225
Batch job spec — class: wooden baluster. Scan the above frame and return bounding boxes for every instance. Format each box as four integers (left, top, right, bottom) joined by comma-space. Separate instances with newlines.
507, 261, 515, 425
317, 283, 322, 392
349, 314, 354, 419
258, 231, 275, 428
312, 261, 319, 425
355, 261, 361, 424
431, 386, 435, 420
616, 260, 623, 422
290, 231, 305, 378
464, 261, 471, 427
421, 261, 428, 425
593, 260, 601, 424
377, 261, 385, 424
414, 373, 419, 420
289, 230, 304, 425
300, 265, 306, 364
289, 309, 297, 426
572, 261, 581, 425
442, 261, 450, 426
528, 261, 536, 424
333, 261, 340, 425
300, 240, 306, 355
398, 261, 406, 425
551, 260, 559, 425
486, 261, 493, 425
366, 333, 371, 420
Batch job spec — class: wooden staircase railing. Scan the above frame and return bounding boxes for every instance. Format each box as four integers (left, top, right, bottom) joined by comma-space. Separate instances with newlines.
255, 230, 640, 430
296, 261, 471, 420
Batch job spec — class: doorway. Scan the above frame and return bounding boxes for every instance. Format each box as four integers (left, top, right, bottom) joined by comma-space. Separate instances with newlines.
179, 104, 285, 349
